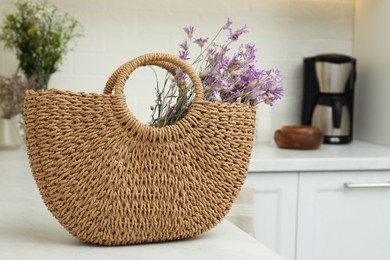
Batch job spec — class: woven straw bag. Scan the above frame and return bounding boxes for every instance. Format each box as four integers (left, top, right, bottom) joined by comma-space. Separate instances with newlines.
24, 53, 256, 246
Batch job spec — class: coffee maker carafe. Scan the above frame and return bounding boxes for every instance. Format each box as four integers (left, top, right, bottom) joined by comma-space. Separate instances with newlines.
302, 54, 356, 144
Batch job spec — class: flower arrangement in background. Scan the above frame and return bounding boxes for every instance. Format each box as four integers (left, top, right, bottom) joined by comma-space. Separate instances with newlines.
150, 19, 283, 127
0, 0, 83, 90
0, 75, 34, 119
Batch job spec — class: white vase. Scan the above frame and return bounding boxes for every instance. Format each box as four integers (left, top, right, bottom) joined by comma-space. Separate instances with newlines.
254, 103, 272, 144
0, 116, 22, 150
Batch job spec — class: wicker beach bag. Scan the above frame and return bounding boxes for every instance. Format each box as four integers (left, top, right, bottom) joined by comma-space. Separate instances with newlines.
24, 53, 256, 246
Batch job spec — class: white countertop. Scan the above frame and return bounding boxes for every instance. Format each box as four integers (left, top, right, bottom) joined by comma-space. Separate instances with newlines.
249, 140, 390, 172
0, 148, 283, 260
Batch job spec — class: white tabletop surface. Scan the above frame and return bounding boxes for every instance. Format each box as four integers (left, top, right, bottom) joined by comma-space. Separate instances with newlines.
0, 147, 283, 260
249, 140, 390, 172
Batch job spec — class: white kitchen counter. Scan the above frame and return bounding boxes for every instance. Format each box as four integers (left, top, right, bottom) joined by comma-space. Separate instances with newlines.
249, 140, 390, 172
0, 148, 283, 260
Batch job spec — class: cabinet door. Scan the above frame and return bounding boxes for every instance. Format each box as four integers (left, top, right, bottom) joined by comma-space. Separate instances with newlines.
297, 171, 390, 260
246, 173, 298, 260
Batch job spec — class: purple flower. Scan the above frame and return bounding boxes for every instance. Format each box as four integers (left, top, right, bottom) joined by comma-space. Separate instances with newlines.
179, 39, 188, 50
228, 24, 249, 41
207, 47, 217, 62
259, 68, 283, 105
184, 26, 195, 39
219, 45, 230, 55
272, 87, 284, 100
228, 54, 241, 71
213, 90, 222, 102
178, 50, 189, 60
175, 69, 188, 82
239, 68, 259, 90
244, 43, 258, 53
151, 18, 284, 128
223, 18, 233, 30
194, 37, 209, 48
244, 84, 262, 103
240, 43, 258, 63
179, 19, 281, 107
201, 74, 217, 88
167, 105, 175, 115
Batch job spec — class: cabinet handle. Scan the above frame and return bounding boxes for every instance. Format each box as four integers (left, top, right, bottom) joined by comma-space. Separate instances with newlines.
344, 182, 390, 189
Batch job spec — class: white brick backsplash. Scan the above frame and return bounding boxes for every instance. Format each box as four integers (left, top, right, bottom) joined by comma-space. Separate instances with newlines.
289, 1, 345, 20
50, 0, 106, 9
138, 12, 200, 34
72, 53, 129, 76
194, 14, 235, 35
72, 8, 138, 34
105, 32, 141, 54
285, 19, 354, 40
49, 74, 108, 93
106, 32, 172, 55
169, 0, 230, 14
0, 0, 355, 129
286, 39, 353, 59
76, 32, 107, 53
254, 37, 286, 59
311, 20, 354, 40
259, 58, 302, 81
282, 78, 304, 98
271, 96, 303, 130
229, 0, 289, 17
104, 10, 138, 33
1, 50, 18, 75
254, 18, 291, 38
107, 0, 169, 12
72, 8, 111, 33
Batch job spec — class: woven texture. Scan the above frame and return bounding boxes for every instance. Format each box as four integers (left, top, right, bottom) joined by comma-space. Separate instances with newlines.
24, 53, 256, 246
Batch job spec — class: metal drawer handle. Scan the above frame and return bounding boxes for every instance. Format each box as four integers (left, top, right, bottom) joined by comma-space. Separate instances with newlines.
344, 182, 390, 189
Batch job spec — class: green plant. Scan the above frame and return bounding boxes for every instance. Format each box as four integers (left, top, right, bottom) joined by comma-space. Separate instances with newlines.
0, 0, 83, 90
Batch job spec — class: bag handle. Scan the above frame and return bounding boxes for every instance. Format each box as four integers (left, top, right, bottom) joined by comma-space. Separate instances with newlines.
104, 60, 181, 95
103, 53, 204, 103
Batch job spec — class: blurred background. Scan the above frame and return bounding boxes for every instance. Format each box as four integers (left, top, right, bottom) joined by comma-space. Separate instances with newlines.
0, 0, 388, 145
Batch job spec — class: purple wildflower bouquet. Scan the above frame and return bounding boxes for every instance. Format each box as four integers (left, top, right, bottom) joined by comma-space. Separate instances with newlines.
150, 19, 283, 127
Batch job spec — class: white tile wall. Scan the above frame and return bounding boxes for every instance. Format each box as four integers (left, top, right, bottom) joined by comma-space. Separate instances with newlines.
0, 0, 355, 136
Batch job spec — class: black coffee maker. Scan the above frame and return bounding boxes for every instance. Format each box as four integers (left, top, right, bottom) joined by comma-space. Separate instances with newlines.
302, 54, 356, 144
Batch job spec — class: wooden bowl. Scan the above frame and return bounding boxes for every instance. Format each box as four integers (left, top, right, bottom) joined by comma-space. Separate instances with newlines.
274, 125, 324, 150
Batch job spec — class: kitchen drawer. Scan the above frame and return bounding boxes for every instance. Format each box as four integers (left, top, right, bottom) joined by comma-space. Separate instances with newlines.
297, 171, 390, 260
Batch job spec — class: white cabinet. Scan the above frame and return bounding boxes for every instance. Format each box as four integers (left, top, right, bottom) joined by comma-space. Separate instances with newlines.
247, 170, 390, 260
247, 142, 390, 260
297, 171, 390, 260
245, 173, 298, 260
